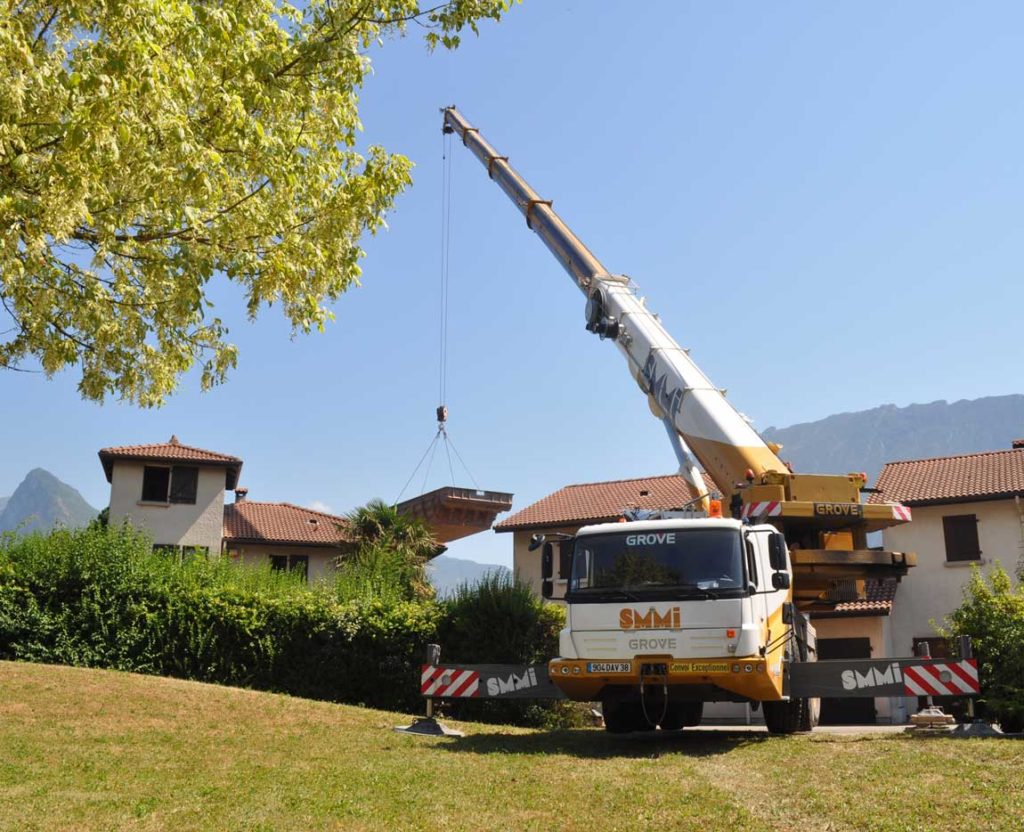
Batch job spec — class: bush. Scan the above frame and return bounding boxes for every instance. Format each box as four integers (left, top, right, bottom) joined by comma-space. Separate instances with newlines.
0, 527, 567, 722
436, 571, 569, 726
941, 563, 1024, 733
0, 525, 440, 713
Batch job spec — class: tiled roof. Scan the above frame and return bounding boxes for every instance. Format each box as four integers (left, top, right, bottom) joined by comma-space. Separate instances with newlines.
831, 579, 898, 616
495, 473, 717, 531
223, 502, 353, 548
871, 448, 1024, 506
99, 436, 243, 489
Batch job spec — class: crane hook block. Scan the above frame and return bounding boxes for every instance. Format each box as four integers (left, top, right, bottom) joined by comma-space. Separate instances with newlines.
436, 405, 449, 424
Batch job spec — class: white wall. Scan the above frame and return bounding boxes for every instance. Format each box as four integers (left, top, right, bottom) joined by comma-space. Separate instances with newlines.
882, 499, 1023, 722
883, 499, 1024, 655
109, 462, 226, 555
509, 527, 577, 602
230, 543, 341, 583
812, 615, 904, 723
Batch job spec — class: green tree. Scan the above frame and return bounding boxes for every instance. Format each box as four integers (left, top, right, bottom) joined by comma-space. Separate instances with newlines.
340, 498, 439, 600
1, 1, 517, 405
940, 563, 1024, 732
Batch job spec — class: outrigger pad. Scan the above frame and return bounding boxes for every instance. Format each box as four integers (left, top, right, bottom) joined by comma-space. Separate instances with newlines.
393, 717, 465, 738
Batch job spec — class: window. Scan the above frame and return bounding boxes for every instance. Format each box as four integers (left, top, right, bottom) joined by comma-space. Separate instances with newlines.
152, 544, 179, 557
912, 636, 953, 659
942, 514, 981, 562
558, 541, 572, 580
169, 467, 199, 504
141, 465, 198, 504
569, 528, 745, 600
270, 554, 309, 581
142, 467, 170, 502
745, 538, 758, 588
182, 545, 209, 561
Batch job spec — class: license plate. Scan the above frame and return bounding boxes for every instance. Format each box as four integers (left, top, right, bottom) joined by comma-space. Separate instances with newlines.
587, 662, 632, 674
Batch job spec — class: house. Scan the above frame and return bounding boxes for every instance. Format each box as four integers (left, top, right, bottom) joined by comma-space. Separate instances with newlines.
99, 437, 353, 580
496, 473, 906, 724
872, 440, 1024, 661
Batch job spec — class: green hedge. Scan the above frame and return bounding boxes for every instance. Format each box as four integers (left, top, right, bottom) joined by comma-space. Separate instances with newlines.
0, 526, 440, 712
0, 526, 564, 722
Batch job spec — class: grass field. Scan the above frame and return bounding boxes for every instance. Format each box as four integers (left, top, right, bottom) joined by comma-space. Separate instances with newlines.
0, 661, 1021, 831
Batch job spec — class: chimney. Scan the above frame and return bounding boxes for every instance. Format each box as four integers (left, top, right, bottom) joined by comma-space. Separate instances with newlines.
234, 487, 249, 503
1013, 439, 1024, 450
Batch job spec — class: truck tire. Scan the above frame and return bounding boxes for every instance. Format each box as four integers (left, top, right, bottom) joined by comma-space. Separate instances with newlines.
603, 702, 645, 734
764, 698, 806, 735
800, 697, 820, 732
660, 702, 703, 730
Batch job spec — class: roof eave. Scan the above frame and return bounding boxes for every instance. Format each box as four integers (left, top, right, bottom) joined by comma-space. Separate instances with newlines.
892, 490, 1024, 508
223, 537, 354, 549
98, 451, 243, 490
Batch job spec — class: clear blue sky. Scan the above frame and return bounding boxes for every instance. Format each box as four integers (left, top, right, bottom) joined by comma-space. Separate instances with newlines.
2, 2, 1021, 566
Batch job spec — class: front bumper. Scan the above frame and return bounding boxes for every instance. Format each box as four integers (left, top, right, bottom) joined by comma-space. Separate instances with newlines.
548, 655, 784, 701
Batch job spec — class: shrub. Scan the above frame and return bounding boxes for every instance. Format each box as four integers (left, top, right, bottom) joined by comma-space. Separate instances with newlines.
436, 570, 568, 726
0, 525, 440, 713
940, 563, 1024, 733
0, 527, 566, 722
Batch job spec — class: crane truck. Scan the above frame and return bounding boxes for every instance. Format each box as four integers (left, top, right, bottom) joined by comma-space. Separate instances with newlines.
434, 107, 930, 734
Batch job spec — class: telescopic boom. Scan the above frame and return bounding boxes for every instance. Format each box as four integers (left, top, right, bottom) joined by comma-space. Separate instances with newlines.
442, 107, 788, 502
443, 106, 913, 602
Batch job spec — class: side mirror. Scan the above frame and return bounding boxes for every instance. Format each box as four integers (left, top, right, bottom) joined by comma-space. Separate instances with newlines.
772, 572, 791, 591
541, 542, 553, 581
541, 579, 554, 599
528, 533, 546, 552
768, 533, 787, 571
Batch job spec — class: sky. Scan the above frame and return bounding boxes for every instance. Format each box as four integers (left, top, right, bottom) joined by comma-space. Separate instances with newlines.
2, 2, 1022, 566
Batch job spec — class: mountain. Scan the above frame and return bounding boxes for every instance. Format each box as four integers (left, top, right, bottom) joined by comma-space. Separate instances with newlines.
762, 394, 1024, 484
0, 469, 99, 534
428, 554, 510, 598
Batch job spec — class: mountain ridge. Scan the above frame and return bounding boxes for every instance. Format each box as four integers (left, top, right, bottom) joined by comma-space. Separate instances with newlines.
0, 468, 99, 534
761, 394, 1024, 484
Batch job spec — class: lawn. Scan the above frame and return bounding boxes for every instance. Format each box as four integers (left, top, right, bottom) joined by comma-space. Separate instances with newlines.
0, 661, 1020, 831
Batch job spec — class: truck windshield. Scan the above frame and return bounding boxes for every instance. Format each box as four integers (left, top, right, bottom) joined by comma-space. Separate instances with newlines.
569, 528, 746, 600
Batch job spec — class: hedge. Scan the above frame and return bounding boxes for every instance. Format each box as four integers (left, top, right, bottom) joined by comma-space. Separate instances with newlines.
0, 525, 564, 721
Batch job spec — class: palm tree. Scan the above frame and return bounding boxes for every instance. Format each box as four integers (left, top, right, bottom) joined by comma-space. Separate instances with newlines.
341, 499, 439, 599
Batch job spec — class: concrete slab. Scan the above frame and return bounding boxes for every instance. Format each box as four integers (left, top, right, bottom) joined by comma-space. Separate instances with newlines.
397, 486, 513, 544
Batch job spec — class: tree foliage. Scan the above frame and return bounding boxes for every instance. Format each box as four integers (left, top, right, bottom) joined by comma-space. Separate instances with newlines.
0, 1, 516, 405
340, 498, 439, 600
940, 563, 1024, 732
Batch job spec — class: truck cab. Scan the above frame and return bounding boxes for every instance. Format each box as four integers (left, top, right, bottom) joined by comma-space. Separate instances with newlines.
542, 517, 817, 733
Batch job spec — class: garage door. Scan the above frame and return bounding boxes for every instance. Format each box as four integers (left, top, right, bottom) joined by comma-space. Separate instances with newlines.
817, 637, 877, 725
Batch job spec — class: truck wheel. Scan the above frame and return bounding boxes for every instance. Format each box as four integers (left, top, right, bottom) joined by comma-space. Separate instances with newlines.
660, 702, 703, 730
764, 698, 805, 735
603, 702, 644, 734
800, 697, 820, 732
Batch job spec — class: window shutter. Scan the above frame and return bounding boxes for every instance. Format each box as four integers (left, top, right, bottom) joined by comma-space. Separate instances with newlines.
942, 514, 980, 562
169, 466, 199, 504
558, 541, 572, 580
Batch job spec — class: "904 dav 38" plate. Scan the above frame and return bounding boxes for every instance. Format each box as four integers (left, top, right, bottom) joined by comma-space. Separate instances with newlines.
586, 662, 632, 674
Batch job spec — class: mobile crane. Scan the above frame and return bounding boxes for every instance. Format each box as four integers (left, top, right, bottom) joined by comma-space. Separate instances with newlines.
439, 107, 921, 733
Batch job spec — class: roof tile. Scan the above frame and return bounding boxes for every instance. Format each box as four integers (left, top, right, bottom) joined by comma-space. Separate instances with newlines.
830, 579, 897, 615
99, 437, 243, 488
495, 473, 716, 531
871, 448, 1024, 506
223, 502, 352, 547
